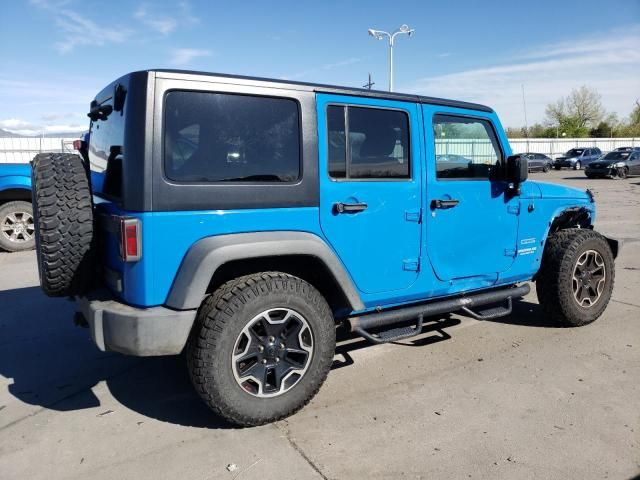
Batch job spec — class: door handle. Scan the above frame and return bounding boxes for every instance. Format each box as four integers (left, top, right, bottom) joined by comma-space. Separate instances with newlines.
334, 202, 368, 214
431, 199, 460, 210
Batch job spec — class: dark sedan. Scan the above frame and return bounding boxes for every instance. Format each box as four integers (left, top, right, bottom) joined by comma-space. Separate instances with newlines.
522, 153, 553, 172
585, 149, 640, 179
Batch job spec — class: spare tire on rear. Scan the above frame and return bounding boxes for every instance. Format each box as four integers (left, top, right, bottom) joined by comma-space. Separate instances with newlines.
31, 153, 95, 297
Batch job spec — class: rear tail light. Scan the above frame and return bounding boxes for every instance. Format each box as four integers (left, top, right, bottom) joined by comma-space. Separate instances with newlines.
119, 218, 141, 262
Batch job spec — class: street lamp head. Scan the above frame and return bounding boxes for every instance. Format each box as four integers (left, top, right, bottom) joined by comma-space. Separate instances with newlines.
368, 28, 385, 40
399, 24, 410, 33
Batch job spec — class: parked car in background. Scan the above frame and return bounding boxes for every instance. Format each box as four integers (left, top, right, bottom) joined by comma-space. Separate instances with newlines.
523, 153, 553, 172
613, 146, 640, 153
553, 147, 602, 170
0, 163, 34, 252
585, 148, 640, 179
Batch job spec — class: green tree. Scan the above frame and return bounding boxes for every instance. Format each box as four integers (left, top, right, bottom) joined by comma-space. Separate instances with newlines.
545, 86, 606, 134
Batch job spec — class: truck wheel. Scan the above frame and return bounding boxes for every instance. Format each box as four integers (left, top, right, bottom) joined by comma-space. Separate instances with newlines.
536, 228, 614, 327
187, 272, 336, 426
0, 201, 35, 252
31, 153, 95, 297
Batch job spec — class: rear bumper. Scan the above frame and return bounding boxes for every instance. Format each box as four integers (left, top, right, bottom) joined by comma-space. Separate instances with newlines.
76, 291, 197, 356
554, 160, 576, 168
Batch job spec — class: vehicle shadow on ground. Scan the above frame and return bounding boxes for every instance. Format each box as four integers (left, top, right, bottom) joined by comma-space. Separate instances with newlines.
0, 286, 553, 430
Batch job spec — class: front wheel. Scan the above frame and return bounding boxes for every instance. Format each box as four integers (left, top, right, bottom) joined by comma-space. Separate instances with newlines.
542, 164, 550, 173
537, 229, 615, 327
187, 272, 336, 426
574, 161, 581, 170
616, 167, 628, 179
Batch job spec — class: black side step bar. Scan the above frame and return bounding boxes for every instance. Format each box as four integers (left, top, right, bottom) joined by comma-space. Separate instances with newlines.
348, 284, 530, 344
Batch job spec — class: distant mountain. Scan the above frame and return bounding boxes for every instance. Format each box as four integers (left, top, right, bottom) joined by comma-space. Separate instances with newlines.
0, 128, 24, 138
0, 128, 85, 138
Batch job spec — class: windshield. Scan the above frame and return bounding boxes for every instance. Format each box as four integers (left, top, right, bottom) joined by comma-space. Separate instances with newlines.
603, 151, 630, 160
566, 149, 584, 156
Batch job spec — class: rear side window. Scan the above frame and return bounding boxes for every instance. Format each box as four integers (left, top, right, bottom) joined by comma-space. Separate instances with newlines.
88, 92, 125, 199
433, 114, 503, 180
164, 91, 301, 183
327, 105, 410, 179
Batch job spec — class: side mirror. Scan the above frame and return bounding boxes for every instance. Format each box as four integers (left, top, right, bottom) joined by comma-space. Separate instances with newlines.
506, 154, 528, 194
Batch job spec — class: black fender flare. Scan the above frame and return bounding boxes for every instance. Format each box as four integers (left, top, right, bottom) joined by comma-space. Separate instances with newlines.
165, 231, 365, 311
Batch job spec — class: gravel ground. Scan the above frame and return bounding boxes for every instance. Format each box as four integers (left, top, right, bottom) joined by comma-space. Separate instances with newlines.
0, 169, 638, 480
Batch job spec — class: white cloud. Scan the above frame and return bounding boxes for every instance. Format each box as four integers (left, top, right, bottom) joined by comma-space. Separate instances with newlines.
134, 4, 177, 35
30, 2, 131, 53
169, 48, 212, 66
403, 27, 640, 127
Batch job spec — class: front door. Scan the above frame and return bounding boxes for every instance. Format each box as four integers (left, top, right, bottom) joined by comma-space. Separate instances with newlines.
317, 94, 422, 294
423, 106, 519, 281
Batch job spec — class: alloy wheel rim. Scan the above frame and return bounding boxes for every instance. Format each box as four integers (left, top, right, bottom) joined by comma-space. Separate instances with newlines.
232, 308, 313, 398
1, 210, 34, 244
572, 249, 606, 308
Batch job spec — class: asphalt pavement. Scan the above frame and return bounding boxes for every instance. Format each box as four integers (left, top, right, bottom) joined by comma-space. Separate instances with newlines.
0, 169, 638, 480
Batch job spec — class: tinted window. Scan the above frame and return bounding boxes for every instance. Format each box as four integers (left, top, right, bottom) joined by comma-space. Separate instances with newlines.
433, 115, 503, 179
603, 151, 630, 160
327, 105, 347, 178
327, 105, 410, 179
566, 149, 584, 156
164, 91, 300, 183
88, 91, 125, 200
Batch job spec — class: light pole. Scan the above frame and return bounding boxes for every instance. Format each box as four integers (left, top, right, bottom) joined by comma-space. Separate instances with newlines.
368, 24, 415, 92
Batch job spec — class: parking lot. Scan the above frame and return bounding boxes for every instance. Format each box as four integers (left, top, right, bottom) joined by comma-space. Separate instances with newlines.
0, 169, 638, 480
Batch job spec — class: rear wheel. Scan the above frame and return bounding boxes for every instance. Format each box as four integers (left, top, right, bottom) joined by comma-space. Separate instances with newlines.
187, 272, 336, 426
537, 229, 614, 327
0, 201, 35, 252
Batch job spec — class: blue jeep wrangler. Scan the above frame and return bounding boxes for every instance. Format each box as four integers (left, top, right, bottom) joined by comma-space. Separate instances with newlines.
0, 163, 34, 252
31, 70, 618, 426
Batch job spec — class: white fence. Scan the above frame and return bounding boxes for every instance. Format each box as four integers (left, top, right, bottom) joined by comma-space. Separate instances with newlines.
0, 137, 77, 163
1, 136, 638, 164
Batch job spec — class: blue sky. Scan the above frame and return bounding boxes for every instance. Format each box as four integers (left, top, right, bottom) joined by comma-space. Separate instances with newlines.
1, 0, 639, 134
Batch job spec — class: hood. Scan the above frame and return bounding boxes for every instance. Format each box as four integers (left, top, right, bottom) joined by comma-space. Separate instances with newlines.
534, 181, 591, 201
588, 160, 618, 168
0, 163, 31, 177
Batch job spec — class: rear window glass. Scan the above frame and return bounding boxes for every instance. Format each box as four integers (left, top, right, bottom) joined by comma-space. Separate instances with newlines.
164, 91, 301, 183
88, 90, 125, 199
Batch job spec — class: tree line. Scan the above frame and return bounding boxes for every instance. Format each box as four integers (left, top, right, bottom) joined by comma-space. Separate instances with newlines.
506, 86, 640, 138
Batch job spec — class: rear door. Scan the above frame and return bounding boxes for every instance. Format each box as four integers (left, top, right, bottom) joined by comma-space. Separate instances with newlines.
629, 152, 640, 175
317, 94, 422, 294
422, 106, 519, 281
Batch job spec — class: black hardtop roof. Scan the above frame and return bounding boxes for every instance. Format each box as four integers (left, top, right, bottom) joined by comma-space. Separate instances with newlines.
145, 69, 494, 113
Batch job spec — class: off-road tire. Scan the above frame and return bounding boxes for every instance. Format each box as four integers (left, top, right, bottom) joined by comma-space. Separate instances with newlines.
0, 201, 35, 252
187, 272, 336, 427
31, 153, 94, 297
536, 228, 614, 327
